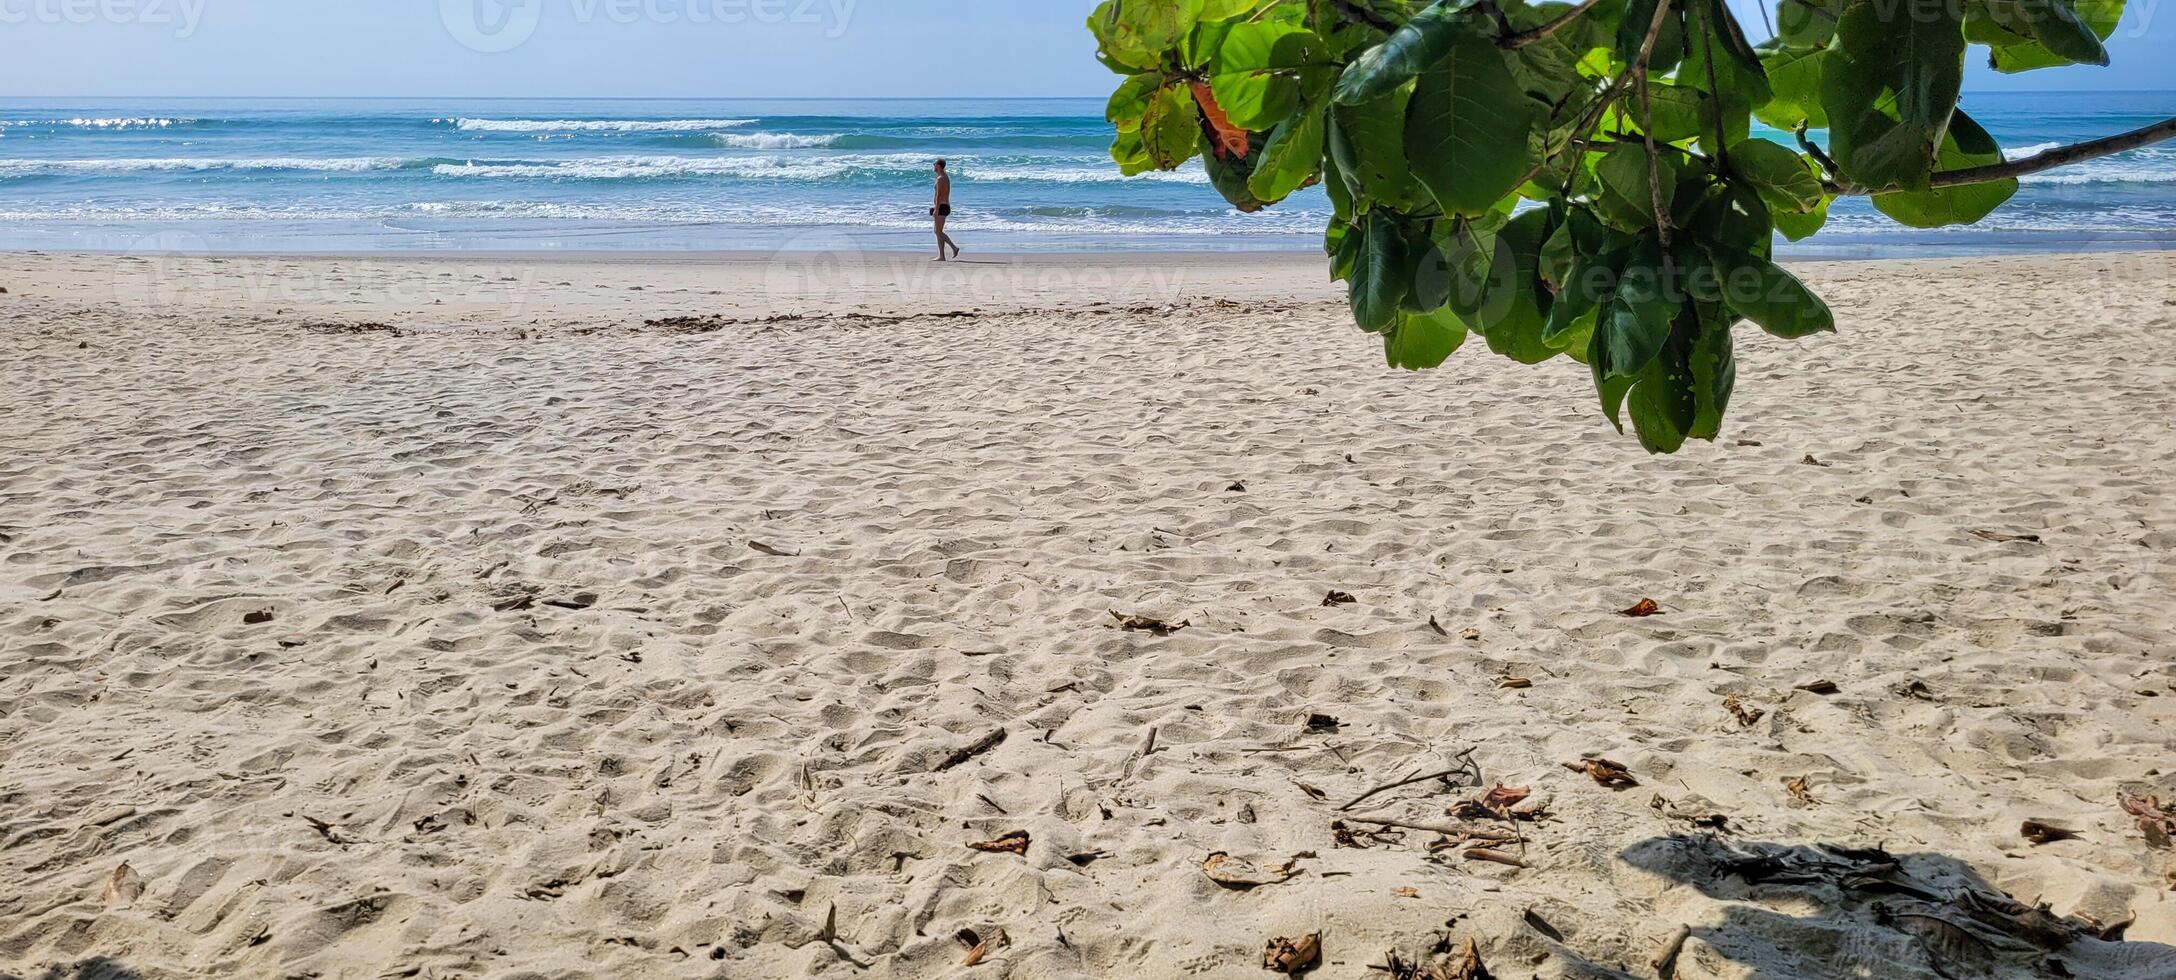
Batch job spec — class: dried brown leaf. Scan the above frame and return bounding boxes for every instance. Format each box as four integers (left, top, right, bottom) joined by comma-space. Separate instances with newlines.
749, 540, 800, 557
966, 831, 1030, 856
1795, 679, 1840, 695
1203, 852, 1295, 890
1111, 611, 1188, 636
1784, 776, 1817, 805
1394, 886, 1420, 899
1263, 932, 1320, 974
1446, 937, 1495, 980
2119, 793, 2176, 849
1497, 677, 1532, 690
99, 862, 144, 906
1723, 696, 1766, 728
1620, 598, 1663, 618
1302, 713, 1341, 733
1564, 757, 1639, 789
1480, 785, 1531, 815
1322, 590, 1358, 607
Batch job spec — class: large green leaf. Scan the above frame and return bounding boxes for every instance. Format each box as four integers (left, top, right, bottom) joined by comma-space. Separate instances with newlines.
1090, 0, 1194, 72
1473, 209, 1557, 364
1821, 0, 1967, 191
1249, 103, 1328, 203
1681, 0, 1769, 153
1403, 29, 1541, 217
1331, 88, 1428, 211
1616, 0, 1685, 73
1139, 83, 1203, 170
1204, 131, 1273, 212
1872, 109, 2017, 227
1595, 143, 1678, 231
1599, 238, 1677, 378
1686, 310, 1736, 441
1755, 44, 1828, 130
1334, 0, 1479, 104
1108, 73, 1163, 132
1626, 317, 1699, 454
1710, 247, 1834, 338
1967, 0, 2112, 69
1352, 210, 1412, 333
1729, 138, 1824, 213
1385, 306, 1470, 369
1209, 21, 1325, 130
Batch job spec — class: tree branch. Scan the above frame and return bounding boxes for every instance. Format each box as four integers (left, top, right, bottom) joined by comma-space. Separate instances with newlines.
1500, 0, 1606, 49
1328, 0, 1398, 33
1924, 114, 2176, 189
1827, 114, 2176, 196
1632, 0, 1678, 245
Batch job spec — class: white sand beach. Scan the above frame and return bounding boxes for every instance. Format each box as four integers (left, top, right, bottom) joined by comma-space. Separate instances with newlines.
2, 249, 2174, 979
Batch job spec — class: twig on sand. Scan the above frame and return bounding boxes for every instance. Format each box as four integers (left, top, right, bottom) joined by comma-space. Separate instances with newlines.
933, 729, 1008, 773
1338, 747, 1480, 811
1652, 924, 1692, 978
1342, 815, 1472, 837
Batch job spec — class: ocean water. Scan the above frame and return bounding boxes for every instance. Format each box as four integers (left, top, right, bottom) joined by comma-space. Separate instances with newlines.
0, 94, 2169, 256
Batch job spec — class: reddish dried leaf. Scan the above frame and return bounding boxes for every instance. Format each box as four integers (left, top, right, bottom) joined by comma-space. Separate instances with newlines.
967, 831, 1030, 855
1481, 784, 1531, 814
1447, 937, 1496, 979
1111, 611, 1188, 636
1723, 696, 1766, 727
1620, 599, 1663, 618
1394, 886, 1420, 899
1203, 852, 1293, 889
2120, 794, 2176, 849
1784, 776, 1817, 804
99, 862, 144, 906
1189, 81, 1250, 161
1263, 932, 1321, 974
1565, 758, 1639, 789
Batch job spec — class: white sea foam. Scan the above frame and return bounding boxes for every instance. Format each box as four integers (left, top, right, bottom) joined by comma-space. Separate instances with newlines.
0, 117, 195, 130
2004, 141, 2062, 160
0, 157, 410, 176
710, 132, 846, 149
426, 153, 1208, 184
447, 118, 758, 133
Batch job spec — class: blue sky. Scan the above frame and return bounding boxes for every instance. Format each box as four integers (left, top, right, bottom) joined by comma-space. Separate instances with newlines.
0, 0, 2167, 98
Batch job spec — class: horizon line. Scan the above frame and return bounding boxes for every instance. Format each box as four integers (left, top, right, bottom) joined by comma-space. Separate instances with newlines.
9, 89, 2174, 102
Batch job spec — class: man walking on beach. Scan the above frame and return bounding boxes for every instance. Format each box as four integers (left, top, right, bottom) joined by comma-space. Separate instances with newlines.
932, 159, 961, 261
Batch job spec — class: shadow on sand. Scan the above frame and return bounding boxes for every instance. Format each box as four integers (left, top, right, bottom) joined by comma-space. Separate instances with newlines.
2, 959, 143, 980
1610, 835, 2176, 979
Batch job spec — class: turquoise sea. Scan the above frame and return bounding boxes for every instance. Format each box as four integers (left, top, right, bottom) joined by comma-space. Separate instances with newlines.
0, 94, 2169, 255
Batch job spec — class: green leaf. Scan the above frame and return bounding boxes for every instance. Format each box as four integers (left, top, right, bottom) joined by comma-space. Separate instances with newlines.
1685, 306, 1736, 440
1249, 103, 1329, 203
1681, 0, 1768, 153
1968, 0, 2113, 69
1474, 209, 1557, 364
1600, 238, 1676, 378
1595, 143, 1678, 231
1331, 89, 1428, 211
1210, 21, 1325, 130
1820, 0, 1967, 191
1729, 139, 1824, 213
1334, 0, 1478, 105
1110, 129, 1154, 175
1140, 84, 1204, 170
1617, 0, 1685, 74
1710, 247, 1834, 338
1403, 29, 1541, 217
1203, 130, 1272, 212
1626, 315, 1699, 454
1090, 0, 1195, 72
1774, 0, 1840, 47
1772, 194, 1831, 240
1755, 45, 1827, 130
1871, 109, 2017, 227
1108, 73, 1164, 132
1352, 210, 1413, 333
1385, 306, 1470, 369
